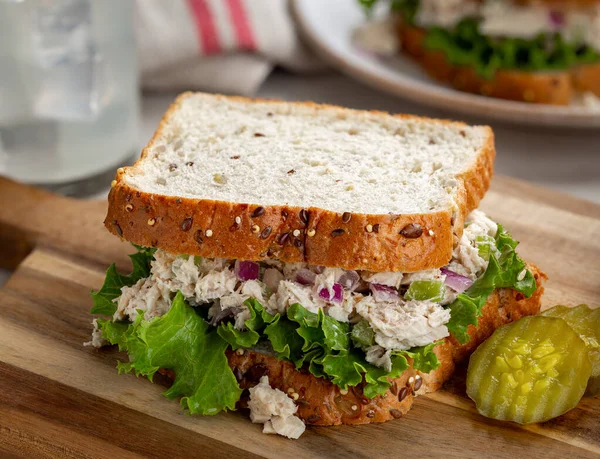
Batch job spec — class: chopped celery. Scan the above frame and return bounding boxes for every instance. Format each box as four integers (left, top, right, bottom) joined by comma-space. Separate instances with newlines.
405, 280, 445, 302
351, 320, 375, 348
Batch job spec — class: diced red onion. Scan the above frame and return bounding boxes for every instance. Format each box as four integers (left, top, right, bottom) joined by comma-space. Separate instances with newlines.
318, 283, 343, 303
549, 10, 565, 27
263, 268, 284, 292
338, 270, 360, 291
441, 267, 473, 293
370, 283, 400, 302
296, 269, 317, 285
234, 260, 259, 281
332, 283, 343, 302
313, 265, 325, 274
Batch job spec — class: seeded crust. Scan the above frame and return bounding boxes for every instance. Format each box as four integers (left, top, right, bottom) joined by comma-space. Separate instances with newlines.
222, 264, 546, 426
105, 94, 495, 273
398, 25, 600, 106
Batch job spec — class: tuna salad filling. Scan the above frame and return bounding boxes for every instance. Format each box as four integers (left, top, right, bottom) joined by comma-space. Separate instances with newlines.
89, 210, 537, 418
363, 0, 600, 78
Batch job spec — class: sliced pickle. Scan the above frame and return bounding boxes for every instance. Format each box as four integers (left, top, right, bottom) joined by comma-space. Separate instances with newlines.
467, 316, 592, 424
542, 305, 600, 395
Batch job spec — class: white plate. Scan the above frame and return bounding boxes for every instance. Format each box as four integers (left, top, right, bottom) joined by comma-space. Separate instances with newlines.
291, 0, 600, 128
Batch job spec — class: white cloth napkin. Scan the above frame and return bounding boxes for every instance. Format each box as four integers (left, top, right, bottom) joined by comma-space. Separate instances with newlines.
136, 0, 323, 95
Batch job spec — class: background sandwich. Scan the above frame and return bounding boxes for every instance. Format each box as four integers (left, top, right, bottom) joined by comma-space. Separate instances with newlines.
89, 93, 545, 438
362, 0, 600, 105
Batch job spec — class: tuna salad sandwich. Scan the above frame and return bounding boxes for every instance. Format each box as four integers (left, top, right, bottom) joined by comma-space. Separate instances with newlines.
359, 0, 600, 105
88, 92, 546, 439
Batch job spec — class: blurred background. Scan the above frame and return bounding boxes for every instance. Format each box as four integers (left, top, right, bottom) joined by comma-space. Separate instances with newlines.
0, 0, 598, 203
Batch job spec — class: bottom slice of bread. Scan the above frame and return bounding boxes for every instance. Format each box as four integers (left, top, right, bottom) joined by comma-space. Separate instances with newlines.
223, 264, 546, 426
399, 24, 600, 106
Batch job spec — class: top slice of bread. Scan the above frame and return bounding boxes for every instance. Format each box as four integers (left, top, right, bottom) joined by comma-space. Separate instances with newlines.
105, 92, 495, 272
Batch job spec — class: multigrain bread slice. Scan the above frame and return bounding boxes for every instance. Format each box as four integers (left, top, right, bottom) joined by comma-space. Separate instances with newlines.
158, 264, 545, 426
106, 92, 495, 273
399, 25, 600, 105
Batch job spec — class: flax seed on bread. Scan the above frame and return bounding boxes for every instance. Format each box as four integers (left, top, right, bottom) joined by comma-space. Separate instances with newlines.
106, 92, 495, 273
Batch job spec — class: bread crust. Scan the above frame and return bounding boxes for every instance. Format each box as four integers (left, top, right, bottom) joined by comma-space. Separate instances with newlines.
225, 265, 546, 426
105, 93, 495, 273
399, 25, 600, 105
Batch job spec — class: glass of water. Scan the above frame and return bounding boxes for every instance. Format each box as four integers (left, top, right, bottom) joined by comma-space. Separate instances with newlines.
0, 0, 138, 196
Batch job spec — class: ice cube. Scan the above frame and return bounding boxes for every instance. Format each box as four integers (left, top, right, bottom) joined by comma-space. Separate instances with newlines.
30, 0, 110, 122
32, 51, 109, 122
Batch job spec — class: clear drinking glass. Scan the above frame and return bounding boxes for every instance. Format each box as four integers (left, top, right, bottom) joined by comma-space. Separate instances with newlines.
0, 0, 138, 196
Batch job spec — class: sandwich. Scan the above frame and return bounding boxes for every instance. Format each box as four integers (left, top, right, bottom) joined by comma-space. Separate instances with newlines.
88, 93, 545, 439
360, 0, 600, 105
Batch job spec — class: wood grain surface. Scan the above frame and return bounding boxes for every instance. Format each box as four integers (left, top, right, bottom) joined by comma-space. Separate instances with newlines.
0, 177, 598, 459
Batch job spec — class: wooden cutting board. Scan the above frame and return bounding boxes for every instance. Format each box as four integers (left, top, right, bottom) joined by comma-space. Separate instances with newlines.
0, 176, 598, 459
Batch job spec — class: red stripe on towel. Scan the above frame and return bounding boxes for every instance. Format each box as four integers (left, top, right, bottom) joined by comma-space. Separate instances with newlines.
187, 0, 221, 55
226, 0, 257, 50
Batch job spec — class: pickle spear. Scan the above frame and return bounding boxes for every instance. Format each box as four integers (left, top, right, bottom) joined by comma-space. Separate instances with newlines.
542, 304, 600, 395
467, 316, 592, 424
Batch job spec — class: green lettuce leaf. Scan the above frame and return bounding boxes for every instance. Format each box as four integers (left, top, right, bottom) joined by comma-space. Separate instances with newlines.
320, 350, 410, 398
320, 350, 366, 389
100, 292, 241, 415
446, 296, 480, 345
293, 306, 351, 351
287, 303, 319, 327
217, 322, 260, 351
397, 342, 441, 374
265, 314, 305, 363
90, 245, 156, 316
114, 313, 160, 378
319, 310, 351, 351
97, 318, 129, 347
446, 225, 537, 344
424, 18, 600, 78
362, 354, 410, 398
494, 225, 536, 296
296, 325, 326, 353
216, 298, 276, 350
